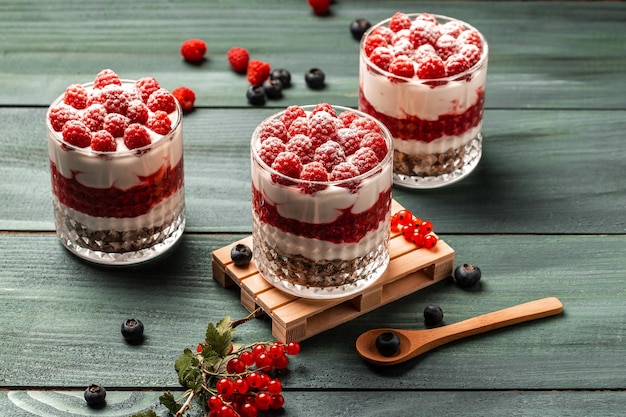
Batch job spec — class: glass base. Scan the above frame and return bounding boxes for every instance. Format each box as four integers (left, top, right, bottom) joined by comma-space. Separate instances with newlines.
393, 134, 482, 189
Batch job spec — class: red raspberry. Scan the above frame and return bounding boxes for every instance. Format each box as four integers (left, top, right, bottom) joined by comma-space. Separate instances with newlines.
391, 38, 414, 58
299, 162, 328, 194
270, 151, 302, 185
126, 99, 149, 124
180, 38, 207, 63
369, 46, 394, 71
435, 34, 459, 61
417, 56, 446, 79
409, 20, 440, 48
458, 29, 483, 49
62, 120, 92, 148
48, 104, 79, 132
311, 102, 337, 118
440, 21, 465, 38
351, 147, 380, 174
103, 113, 129, 137
337, 111, 360, 128
63, 84, 88, 109
414, 44, 438, 63
100, 85, 129, 115
172, 86, 195, 112
314, 140, 346, 172
286, 134, 315, 164
135, 76, 160, 103
336, 128, 361, 156
91, 130, 117, 152
389, 57, 415, 79
280, 105, 307, 130
445, 54, 471, 76
360, 132, 389, 161
147, 88, 177, 114
93, 69, 122, 89
81, 104, 107, 131
308, 0, 330, 16
371, 26, 394, 44
364, 34, 388, 57
227, 46, 250, 73
415, 13, 439, 25
247, 59, 271, 86
123, 123, 152, 150
389, 12, 412, 32
86, 89, 105, 107
147, 110, 172, 135
258, 118, 289, 143
287, 117, 309, 137
309, 111, 338, 149
258, 137, 286, 166
350, 116, 382, 135
330, 162, 360, 191
460, 43, 482, 68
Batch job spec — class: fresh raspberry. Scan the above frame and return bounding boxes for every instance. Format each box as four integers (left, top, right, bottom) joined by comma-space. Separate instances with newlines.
93, 69, 121, 89
445, 54, 471, 76
314, 140, 346, 172
227, 46, 250, 73
391, 38, 414, 58
287, 117, 309, 137
62, 120, 92, 148
350, 116, 382, 135
48, 104, 79, 132
336, 128, 361, 156
389, 12, 412, 32
299, 162, 328, 194
126, 100, 149, 124
435, 34, 459, 60
135, 76, 161, 103
330, 162, 360, 191
440, 21, 465, 38
409, 20, 440, 48
460, 43, 482, 68
308, 0, 330, 16
369, 46, 394, 71
180, 38, 207, 63
280, 105, 307, 130
351, 147, 380, 174
364, 34, 388, 57
389, 57, 415, 79
258, 137, 286, 166
258, 118, 289, 143
311, 102, 337, 118
417, 56, 446, 79
270, 151, 302, 185
172, 86, 195, 112
147, 88, 177, 113
81, 104, 107, 131
415, 12, 439, 25
90, 130, 117, 152
103, 113, 129, 137
123, 123, 152, 150
247, 59, 271, 86
147, 110, 172, 135
286, 134, 315, 164
337, 111, 360, 128
371, 26, 394, 44
360, 132, 389, 161
391, 29, 411, 45
86, 89, 105, 107
309, 111, 338, 149
414, 44, 438, 63
458, 29, 483, 49
63, 84, 88, 109
100, 85, 129, 115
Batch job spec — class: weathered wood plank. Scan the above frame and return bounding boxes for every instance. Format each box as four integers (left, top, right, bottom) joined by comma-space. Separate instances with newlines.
0, 234, 623, 390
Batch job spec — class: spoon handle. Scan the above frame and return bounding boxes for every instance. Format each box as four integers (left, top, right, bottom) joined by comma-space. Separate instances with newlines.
425, 297, 563, 350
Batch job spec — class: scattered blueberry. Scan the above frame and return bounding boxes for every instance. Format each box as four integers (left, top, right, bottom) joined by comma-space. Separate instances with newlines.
350, 18, 371, 40
263, 78, 283, 100
246, 85, 266, 106
270, 68, 292, 88
453, 263, 482, 288
121, 318, 144, 344
230, 243, 253, 267
84, 384, 106, 409
305, 68, 326, 90
423, 304, 444, 328
375, 331, 401, 357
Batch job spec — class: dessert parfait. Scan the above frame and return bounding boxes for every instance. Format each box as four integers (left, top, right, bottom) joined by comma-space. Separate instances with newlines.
359, 12, 488, 188
46, 69, 185, 265
251, 104, 393, 299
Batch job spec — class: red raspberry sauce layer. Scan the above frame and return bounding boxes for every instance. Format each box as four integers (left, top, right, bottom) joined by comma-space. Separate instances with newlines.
358, 87, 485, 143
252, 186, 391, 244
50, 161, 184, 218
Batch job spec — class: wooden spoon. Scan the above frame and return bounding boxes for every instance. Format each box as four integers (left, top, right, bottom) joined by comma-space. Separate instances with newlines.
356, 297, 563, 366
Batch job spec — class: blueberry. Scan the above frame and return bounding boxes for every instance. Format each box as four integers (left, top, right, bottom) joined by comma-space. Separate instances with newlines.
454, 263, 482, 288
84, 384, 106, 409
423, 304, 444, 328
246, 85, 266, 106
230, 244, 253, 267
350, 18, 371, 40
121, 318, 144, 345
304, 68, 326, 90
263, 78, 283, 100
375, 331, 401, 357
270, 68, 292, 88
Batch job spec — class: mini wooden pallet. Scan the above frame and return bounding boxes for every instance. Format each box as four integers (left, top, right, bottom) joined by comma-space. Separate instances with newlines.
212, 201, 455, 343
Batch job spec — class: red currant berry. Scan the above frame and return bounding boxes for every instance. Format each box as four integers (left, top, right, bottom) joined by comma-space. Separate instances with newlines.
255, 352, 273, 371
268, 344, 284, 359
216, 404, 236, 417
411, 232, 426, 247
259, 373, 271, 389
271, 394, 285, 409
234, 378, 249, 394
267, 379, 283, 395
390, 216, 400, 233
272, 353, 289, 370
252, 344, 267, 360
424, 234, 438, 249
402, 224, 415, 241
246, 372, 263, 389
227, 358, 246, 374
285, 341, 301, 356
238, 402, 258, 417
208, 395, 223, 410
419, 220, 434, 235
396, 209, 414, 226
216, 378, 235, 397
196, 343, 204, 353
255, 392, 273, 411
240, 350, 255, 367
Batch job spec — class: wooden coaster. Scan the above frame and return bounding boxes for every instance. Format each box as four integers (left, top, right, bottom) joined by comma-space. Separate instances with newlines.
212, 201, 455, 342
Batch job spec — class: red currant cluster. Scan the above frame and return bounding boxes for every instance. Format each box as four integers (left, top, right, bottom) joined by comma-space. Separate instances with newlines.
391, 209, 438, 249
204, 341, 301, 417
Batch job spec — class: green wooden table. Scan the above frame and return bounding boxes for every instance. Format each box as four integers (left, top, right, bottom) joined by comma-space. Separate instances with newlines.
1, 1, 624, 416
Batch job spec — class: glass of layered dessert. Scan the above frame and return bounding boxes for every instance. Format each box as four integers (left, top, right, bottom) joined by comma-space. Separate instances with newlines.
251, 103, 393, 299
359, 12, 488, 188
46, 69, 185, 265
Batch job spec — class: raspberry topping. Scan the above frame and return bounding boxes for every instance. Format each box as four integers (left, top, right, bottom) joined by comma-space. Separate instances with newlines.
227, 46, 250, 73
93, 69, 122, 89
389, 57, 415, 79
147, 88, 177, 114
90, 130, 117, 152
311, 102, 337, 118
389, 12, 412, 32
49, 105, 79, 132
309, 111, 338, 149
352, 147, 380, 174
458, 29, 483, 49
299, 162, 328, 194
247, 59, 271, 86
172, 86, 196, 112
364, 34, 388, 57
287, 117, 309, 137
126, 99, 149, 124
460, 43, 482, 67
369, 46, 394, 72
337, 111, 360, 128
81, 104, 107, 131
258, 118, 289, 143
435, 34, 459, 60
100, 85, 129, 115
147, 110, 172, 135
286, 134, 315, 164
280, 105, 307, 130
123, 123, 151, 150
416, 56, 446, 79
270, 151, 302, 185
330, 162, 360, 191
63, 84, 88, 109
258, 137, 286, 166
360, 132, 389, 161
313, 140, 346, 172
180, 38, 207, 63
135, 77, 160, 103
103, 113, 129, 137
62, 120, 92, 148
445, 54, 471, 76
336, 128, 361, 156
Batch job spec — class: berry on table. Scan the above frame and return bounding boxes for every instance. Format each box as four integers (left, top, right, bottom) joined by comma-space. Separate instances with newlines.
246, 85, 266, 106
423, 304, 444, 327
84, 384, 106, 409
227, 46, 250, 73
304, 68, 326, 90
270, 68, 292, 88
172, 86, 196, 112
121, 318, 144, 344
308, 0, 331, 16
454, 263, 482, 288
350, 18, 372, 40
262, 77, 283, 99
230, 244, 253, 267
247, 59, 271, 86
375, 331, 401, 357
180, 38, 207, 63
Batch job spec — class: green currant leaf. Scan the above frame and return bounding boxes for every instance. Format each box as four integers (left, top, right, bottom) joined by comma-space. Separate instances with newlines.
159, 391, 181, 415
205, 316, 234, 357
